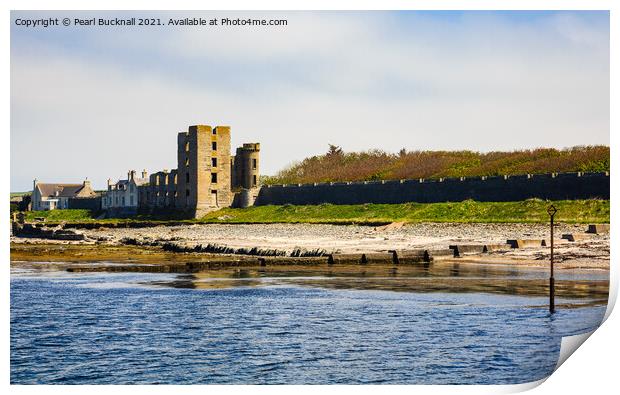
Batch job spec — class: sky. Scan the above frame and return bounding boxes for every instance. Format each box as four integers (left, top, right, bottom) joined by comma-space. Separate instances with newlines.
10, 10, 610, 191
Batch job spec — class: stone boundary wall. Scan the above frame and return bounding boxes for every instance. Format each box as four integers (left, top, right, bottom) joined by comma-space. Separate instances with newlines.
68, 196, 101, 211
254, 172, 609, 205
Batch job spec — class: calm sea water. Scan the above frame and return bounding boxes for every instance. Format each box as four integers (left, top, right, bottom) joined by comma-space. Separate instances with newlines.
11, 270, 606, 384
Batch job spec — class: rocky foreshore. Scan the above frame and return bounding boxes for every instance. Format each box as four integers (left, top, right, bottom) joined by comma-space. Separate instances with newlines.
10, 222, 610, 270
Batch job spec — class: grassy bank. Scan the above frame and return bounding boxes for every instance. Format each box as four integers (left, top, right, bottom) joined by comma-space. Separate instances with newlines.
23, 209, 101, 222
19, 200, 609, 225
198, 200, 609, 224
22, 209, 196, 223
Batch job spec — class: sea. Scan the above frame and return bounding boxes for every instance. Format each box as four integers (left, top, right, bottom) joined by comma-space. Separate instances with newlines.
10, 266, 607, 384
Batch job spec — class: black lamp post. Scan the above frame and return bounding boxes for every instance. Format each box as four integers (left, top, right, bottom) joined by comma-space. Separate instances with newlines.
547, 205, 558, 314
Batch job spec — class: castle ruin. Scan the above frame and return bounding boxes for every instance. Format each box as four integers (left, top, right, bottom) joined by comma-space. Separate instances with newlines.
138, 125, 260, 218
98, 124, 608, 219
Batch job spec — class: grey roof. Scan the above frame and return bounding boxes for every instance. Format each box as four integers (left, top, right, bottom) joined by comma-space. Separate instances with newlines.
36, 183, 85, 198
114, 177, 149, 187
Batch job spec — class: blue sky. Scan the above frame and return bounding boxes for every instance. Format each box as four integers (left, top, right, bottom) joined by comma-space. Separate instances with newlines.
11, 11, 609, 191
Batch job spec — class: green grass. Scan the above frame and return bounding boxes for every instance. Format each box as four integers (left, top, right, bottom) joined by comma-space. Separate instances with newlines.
198, 199, 609, 224
22, 209, 191, 224
18, 199, 609, 225
23, 209, 99, 222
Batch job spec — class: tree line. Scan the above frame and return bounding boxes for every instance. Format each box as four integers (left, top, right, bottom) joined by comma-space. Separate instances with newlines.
263, 145, 609, 185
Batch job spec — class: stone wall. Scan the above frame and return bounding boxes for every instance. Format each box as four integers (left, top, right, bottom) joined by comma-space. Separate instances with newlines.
254, 172, 609, 205
68, 196, 101, 211
231, 188, 261, 208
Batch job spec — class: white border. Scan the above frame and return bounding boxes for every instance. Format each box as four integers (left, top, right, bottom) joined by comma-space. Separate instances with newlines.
3, 1, 616, 394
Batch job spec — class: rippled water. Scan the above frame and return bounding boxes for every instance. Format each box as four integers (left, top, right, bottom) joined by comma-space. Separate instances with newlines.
11, 270, 606, 384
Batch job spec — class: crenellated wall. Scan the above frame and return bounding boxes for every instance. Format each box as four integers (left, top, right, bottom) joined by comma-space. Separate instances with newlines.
254, 172, 609, 205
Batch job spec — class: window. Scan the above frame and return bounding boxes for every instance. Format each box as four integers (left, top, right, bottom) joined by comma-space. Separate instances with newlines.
186, 173, 190, 183
253, 175, 257, 186
212, 128, 217, 135
186, 189, 190, 197
212, 141, 217, 151
185, 141, 189, 152
185, 157, 190, 167
252, 158, 257, 170
211, 157, 217, 167
130, 196, 134, 205
211, 173, 218, 183
121, 196, 125, 206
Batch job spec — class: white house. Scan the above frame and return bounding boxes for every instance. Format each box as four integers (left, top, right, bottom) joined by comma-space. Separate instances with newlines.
102, 170, 149, 215
31, 179, 97, 211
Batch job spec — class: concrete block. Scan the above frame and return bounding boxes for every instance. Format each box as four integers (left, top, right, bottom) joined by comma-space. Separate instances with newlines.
391, 249, 426, 257
561, 233, 589, 242
587, 224, 610, 234
361, 253, 394, 264
328, 253, 365, 264
391, 249, 428, 264
449, 244, 485, 257
506, 239, 545, 248
483, 244, 512, 252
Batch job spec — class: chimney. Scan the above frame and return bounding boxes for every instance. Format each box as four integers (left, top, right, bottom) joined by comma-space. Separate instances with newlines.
83, 178, 91, 189
142, 169, 148, 179
33, 179, 38, 189
129, 170, 136, 180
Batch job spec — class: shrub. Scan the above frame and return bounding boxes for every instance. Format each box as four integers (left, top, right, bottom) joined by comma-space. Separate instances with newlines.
266, 145, 610, 184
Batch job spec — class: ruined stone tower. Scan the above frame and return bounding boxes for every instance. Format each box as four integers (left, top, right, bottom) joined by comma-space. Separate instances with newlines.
232, 143, 260, 189
176, 125, 233, 218
231, 143, 261, 208
135, 124, 260, 218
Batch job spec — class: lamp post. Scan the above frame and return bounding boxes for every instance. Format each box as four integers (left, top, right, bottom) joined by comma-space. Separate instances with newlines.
547, 205, 558, 314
